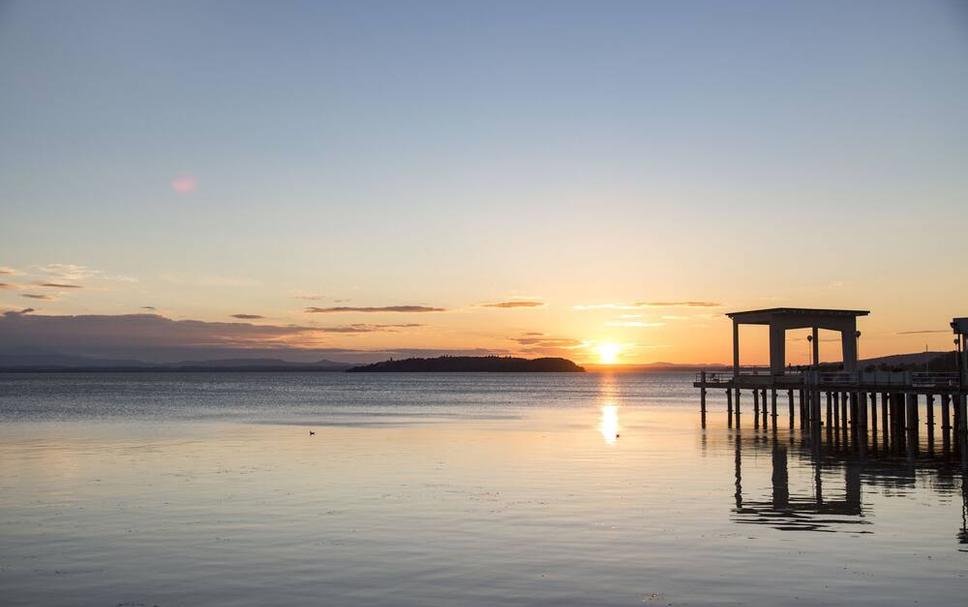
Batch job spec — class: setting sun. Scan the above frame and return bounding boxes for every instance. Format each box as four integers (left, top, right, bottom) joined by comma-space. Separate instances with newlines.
596, 342, 622, 365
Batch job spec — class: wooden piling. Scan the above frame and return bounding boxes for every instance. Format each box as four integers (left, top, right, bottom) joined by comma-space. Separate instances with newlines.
788, 389, 794, 427
870, 392, 878, 443
832, 392, 839, 431
841, 392, 849, 442
700, 371, 707, 428
753, 389, 760, 429
907, 393, 919, 454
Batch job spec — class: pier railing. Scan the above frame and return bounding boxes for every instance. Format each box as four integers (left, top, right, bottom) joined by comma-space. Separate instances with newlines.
696, 369, 962, 389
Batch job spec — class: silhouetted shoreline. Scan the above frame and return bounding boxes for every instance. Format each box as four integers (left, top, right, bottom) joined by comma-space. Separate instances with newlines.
347, 356, 585, 373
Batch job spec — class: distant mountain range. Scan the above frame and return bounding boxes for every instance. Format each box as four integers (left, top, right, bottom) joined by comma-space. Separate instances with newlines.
0, 351, 351, 372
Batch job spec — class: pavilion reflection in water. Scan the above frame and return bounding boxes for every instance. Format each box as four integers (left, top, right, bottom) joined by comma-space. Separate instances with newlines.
709, 426, 968, 545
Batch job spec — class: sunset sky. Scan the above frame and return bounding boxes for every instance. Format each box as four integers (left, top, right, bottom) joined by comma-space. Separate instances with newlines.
1, 1, 966, 365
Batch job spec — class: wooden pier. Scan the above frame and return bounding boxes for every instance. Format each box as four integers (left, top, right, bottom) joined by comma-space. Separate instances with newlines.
695, 308, 968, 466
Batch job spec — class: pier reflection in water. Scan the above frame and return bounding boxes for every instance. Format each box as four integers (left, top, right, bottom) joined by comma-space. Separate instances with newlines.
712, 423, 968, 544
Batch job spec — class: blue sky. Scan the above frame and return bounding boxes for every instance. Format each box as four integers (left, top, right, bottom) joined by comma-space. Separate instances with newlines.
1, 1, 966, 363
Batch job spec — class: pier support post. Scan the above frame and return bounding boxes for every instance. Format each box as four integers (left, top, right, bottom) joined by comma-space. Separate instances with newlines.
700, 371, 707, 428
869, 392, 877, 444
841, 392, 849, 442
788, 389, 794, 427
832, 392, 839, 433
754, 389, 760, 429
892, 393, 906, 452
958, 394, 968, 467
906, 393, 919, 455
926, 394, 935, 450
726, 389, 733, 427
882, 393, 890, 445
954, 395, 962, 448
735, 388, 742, 426
771, 389, 777, 422
941, 393, 951, 453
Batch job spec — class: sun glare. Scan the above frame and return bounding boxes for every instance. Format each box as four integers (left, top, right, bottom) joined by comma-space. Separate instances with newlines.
599, 404, 620, 445
596, 342, 621, 365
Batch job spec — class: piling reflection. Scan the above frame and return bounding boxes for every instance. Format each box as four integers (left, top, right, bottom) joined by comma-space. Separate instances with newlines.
718, 425, 967, 542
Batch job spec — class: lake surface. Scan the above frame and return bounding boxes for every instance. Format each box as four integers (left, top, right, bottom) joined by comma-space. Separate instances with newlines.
0, 372, 965, 606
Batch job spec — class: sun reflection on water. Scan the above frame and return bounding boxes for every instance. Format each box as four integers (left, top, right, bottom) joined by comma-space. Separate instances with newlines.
599, 404, 620, 445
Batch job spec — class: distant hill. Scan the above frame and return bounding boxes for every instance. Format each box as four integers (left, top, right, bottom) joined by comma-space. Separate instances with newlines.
347, 356, 585, 373
0, 352, 351, 372
857, 351, 956, 372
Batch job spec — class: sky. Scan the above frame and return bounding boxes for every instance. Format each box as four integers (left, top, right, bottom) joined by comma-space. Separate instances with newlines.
1, 1, 967, 365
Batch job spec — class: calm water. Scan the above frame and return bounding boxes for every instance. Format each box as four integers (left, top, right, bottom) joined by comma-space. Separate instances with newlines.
0, 372, 965, 606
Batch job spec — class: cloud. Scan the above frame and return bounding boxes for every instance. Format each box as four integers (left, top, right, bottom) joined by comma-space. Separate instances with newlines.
573, 303, 643, 311
638, 301, 721, 308
482, 300, 545, 309
605, 321, 665, 328
896, 329, 950, 335
142, 306, 157, 311
2, 308, 34, 317
171, 174, 197, 194
294, 294, 324, 301
160, 273, 260, 288
0, 313, 325, 350
523, 331, 544, 336
22, 293, 55, 301
0, 313, 434, 363
35, 264, 135, 283
0, 267, 18, 275
231, 313, 265, 320
305, 305, 445, 313
313, 323, 424, 334
0, 283, 14, 289
512, 336, 583, 348
36, 282, 82, 289
574, 301, 721, 311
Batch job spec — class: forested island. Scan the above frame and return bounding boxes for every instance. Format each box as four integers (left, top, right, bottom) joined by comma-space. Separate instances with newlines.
347, 356, 585, 373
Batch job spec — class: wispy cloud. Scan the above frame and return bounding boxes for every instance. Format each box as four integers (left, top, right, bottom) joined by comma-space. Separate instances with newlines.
573, 303, 643, 311
512, 335, 583, 348
171, 174, 197, 194
36, 264, 135, 283
231, 314, 265, 320
36, 282, 82, 289
0, 283, 14, 289
639, 301, 721, 308
482, 300, 545, 309
574, 300, 721, 311
294, 294, 324, 301
897, 329, 950, 335
142, 306, 157, 311
22, 293, 55, 301
305, 306, 445, 313
0, 267, 19, 275
605, 320, 665, 328
160, 273, 259, 288
316, 323, 423, 334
